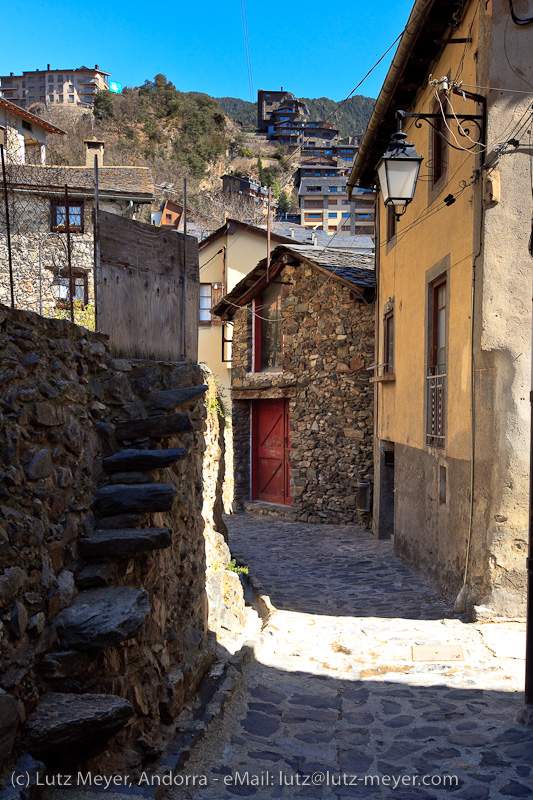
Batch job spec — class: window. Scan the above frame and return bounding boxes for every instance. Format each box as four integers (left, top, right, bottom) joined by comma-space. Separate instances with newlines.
22, 120, 32, 132
384, 311, 394, 374
427, 278, 446, 447
329, 186, 338, 192
342, 212, 351, 218
431, 93, 448, 187
342, 199, 350, 205
255, 282, 282, 372
199, 284, 212, 325
28, 77, 34, 84
57, 96, 63, 103
305, 213, 321, 219
48, 95, 54, 102
68, 95, 75, 103
48, 75, 54, 83
51, 201, 84, 232
386, 206, 397, 241
57, 75, 63, 82
53, 272, 89, 306
328, 212, 337, 218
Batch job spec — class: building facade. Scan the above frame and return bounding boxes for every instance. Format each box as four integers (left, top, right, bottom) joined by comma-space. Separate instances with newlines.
0, 65, 110, 110
213, 244, 375, 523
0, 115, 153, 314
348, 0, 532, 617
299, 176, 375, 236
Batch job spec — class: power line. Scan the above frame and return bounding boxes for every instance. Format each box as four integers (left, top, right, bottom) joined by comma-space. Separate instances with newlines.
240, 0, 254, 102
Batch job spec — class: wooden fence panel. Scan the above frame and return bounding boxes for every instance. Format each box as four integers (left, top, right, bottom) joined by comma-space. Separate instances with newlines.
98, 211, 199, 361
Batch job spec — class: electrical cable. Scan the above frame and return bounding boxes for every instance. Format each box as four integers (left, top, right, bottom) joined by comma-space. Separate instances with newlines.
240, 0, 254, 102
504, 13, 533, 91
509, 0, 533, 25
452, 0, 481, 84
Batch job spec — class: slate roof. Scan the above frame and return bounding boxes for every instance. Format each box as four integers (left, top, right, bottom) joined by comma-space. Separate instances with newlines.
287, 245, 375, 287
269, 223, 375, 253
212, 243, 375, 319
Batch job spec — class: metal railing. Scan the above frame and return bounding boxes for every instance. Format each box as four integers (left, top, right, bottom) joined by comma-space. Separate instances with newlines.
427, 366, 446, 447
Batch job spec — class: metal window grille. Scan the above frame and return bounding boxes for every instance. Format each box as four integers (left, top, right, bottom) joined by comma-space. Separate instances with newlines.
426, 366, 446, 447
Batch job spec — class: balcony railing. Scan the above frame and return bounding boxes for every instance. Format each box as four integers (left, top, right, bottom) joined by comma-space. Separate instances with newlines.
426, 366, 446, 447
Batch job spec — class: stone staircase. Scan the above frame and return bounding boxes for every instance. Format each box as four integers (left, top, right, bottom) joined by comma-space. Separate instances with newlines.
23, 383, 208, 764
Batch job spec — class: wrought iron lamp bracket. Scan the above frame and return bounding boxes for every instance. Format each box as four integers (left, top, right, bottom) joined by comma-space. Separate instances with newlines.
397, 108, 485, 152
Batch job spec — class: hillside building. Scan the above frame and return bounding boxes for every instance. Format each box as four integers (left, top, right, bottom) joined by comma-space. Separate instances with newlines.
0, 65, 110, 110
299, 176, 375, 236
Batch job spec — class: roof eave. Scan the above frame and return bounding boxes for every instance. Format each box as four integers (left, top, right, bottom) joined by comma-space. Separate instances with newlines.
346, 0, 465, 196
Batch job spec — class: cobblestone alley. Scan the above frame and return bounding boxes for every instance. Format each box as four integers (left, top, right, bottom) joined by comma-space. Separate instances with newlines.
170, 514, 530, 799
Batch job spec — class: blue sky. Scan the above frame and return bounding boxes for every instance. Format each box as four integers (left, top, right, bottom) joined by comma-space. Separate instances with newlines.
2, 0, 414, 101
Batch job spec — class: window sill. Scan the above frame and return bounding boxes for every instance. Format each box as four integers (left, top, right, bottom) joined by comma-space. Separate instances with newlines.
370, 373, 396, 383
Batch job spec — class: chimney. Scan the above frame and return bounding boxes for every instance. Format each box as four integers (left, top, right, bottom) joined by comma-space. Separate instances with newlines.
47, 64, 50, 71
311, 232, 317, 246
290, 228, 294, 238
95, 64, 99, 70
84, 139, 105, 168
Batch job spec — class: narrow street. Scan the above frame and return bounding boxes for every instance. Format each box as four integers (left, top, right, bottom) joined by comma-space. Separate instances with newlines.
171, 514, 530, 799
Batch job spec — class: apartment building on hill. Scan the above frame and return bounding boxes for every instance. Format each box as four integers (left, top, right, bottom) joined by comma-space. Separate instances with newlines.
0, 65, 110, 110
299, 176, 375, 237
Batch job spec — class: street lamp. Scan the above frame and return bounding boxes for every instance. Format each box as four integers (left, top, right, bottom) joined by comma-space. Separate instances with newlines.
376, 111, 423, 219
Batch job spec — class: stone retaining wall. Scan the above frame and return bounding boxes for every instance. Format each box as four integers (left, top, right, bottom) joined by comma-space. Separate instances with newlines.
0, 303, 228, 779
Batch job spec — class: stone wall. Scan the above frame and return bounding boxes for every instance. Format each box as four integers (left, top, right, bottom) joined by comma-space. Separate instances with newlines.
0, 303, 226, 778
0, 196, 134, 313
230, 261, 375, 524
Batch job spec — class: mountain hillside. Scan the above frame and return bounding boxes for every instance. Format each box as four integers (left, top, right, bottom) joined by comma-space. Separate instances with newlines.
216, 94, 375, 137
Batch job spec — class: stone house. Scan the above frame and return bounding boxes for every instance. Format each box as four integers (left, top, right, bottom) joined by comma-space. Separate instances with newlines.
0, 108, 153, 313
347, 0, 532, 617
213, 243, 375, 523
1, 97, 65, 165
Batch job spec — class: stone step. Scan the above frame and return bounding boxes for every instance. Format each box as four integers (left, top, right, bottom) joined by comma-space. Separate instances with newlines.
24, 692, 133, 760
115, 413, 192, 441
98, 512, 148, 529
53, 586, 150, 650
103, 447, 188, 474
144, 384, 208, 412
244, 500, 296, 520
80, 527, 172, 560
93, 483, 178, 517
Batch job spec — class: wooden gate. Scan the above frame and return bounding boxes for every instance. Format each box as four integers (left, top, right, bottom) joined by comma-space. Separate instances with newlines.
252, 399, 292, 505
98, 211, 199, 361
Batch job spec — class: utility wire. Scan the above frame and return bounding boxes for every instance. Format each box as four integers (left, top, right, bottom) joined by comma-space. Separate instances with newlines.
240, 0, 254, 102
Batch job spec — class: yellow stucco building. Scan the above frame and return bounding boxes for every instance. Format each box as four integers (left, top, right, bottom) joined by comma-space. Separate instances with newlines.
348, 0, 532, 617
197, 220, 293, 400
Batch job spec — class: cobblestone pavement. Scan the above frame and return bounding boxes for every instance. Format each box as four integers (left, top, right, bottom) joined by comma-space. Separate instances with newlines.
170, 514, 531, 800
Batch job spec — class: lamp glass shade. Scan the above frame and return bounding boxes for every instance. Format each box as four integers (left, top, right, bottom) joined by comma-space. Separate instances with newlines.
51, 280, 69, 300
376, 136, 423, 207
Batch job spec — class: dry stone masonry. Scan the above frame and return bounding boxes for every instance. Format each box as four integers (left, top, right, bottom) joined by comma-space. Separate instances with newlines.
0, 303, 234, 783
230, 260, 374, 524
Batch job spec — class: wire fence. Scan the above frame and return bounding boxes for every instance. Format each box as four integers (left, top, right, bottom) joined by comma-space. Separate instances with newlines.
0, 141, 97, 329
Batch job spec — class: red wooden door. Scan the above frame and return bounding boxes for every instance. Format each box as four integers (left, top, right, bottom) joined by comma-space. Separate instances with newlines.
252, 400, 292, 505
